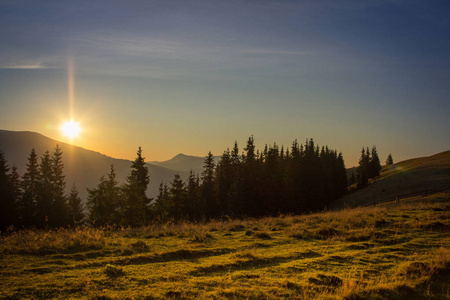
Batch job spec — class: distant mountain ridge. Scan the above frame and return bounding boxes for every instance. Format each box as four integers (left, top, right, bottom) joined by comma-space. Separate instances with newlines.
150, 153, 221, 173
0, 129, 189, 201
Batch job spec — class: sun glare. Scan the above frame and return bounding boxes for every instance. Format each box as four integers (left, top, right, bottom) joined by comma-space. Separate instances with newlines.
61, 120, 81, 139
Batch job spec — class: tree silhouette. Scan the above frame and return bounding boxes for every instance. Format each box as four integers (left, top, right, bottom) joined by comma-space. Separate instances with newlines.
0, 151, 15, 230
87, 165, 121, 227
19, 148, 39, 227
367, 146, 381, 178
51, 145, 68, 227
67, 184, 85, 227
36, 151, 53, 227
121, 147, 150, 226
357, 148, 369, 188
386, 154, 394, 165
201, 151, 217, 219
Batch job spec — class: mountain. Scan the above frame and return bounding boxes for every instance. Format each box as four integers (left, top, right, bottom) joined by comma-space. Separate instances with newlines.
0, 130, 189, 201
150, 153, 221, 173
333, 150, 450, 208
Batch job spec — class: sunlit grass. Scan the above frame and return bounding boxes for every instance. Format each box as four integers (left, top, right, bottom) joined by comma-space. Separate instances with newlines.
0, 192, 448, 299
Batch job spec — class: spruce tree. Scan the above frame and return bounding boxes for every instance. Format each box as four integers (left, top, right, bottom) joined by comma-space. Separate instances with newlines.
368, 146, 381, 178
357, 148, 369, 188
154, 182, 170, 222
20, 148, 39, 227
67, 184, 85, 227
386, 154, 394, 165
87, 165, 121, 227
36, 151, 53, 227
215, 149, 233, 215
0, 151, 14, 230
9, 165, 21, 227
121, 147, 150, 226
51, 145, 68, 227
201, 151, 217, 219
186, 171, 200, 220
168, 174, 186, 220
241, 136, 259, 216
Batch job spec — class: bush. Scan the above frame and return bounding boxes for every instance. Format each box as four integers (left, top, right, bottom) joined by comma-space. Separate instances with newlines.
105, 264, 125, 277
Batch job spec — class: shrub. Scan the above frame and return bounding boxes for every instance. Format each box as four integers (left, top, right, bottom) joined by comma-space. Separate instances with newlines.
105, 264, 125, 277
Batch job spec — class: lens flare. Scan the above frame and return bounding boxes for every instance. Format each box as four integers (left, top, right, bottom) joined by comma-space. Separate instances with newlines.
61, 120, 81, 139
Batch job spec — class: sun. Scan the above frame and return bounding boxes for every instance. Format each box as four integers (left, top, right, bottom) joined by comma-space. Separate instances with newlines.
61, 120, 81, 139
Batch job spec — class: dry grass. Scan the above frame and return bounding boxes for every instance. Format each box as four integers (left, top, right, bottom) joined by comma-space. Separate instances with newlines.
0, 192, 449, 299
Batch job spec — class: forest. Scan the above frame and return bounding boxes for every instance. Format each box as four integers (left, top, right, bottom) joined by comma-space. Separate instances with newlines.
0, 137, 382, 230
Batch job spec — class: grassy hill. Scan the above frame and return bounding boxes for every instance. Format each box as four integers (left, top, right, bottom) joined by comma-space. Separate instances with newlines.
335, 150, 450, 208
1, 192, 449, 299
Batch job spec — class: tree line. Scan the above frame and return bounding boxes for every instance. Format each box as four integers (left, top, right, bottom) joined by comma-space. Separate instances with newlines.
153, 137, 348, 222
1, 137, 385, 230
0, 146, 84, 230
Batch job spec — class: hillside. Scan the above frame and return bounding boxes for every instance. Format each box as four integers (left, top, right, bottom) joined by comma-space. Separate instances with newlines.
0, 192, 448, 299
0, 130, 188, 201
334, 150, 450, 208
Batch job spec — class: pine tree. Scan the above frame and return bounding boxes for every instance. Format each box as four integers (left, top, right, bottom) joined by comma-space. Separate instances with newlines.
241, 136, 259, 216
0, 151, 15, 230
9, 165, 21, 227
67, 184, 85, 227
87, 165, 121, 227
215, 149, 234, 215
154, 182, 170, 222
51, 145, 68, 227
186, 171, 200, 220
201, 151, 217, 219
367, 146, 381, 178
357, 148, 369, 188
20, 148, 39, 227
36, 151, 53, 227
168, 174, 186, 220
121, 147, 150, 226
386, 154, 394, 165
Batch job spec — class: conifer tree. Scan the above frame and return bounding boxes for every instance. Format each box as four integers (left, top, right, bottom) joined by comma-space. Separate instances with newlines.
386, 154, 394, 165
201, 151, 217, 219
87, 165, 121, 227
0, 151, 15, 230
36, 151, 53, 227
241, 136, 259, 216
215, 149, 234, 215
67, 184, 85, 227
9, 165, 21, 226
154, 182, 170, 221
186, 171, 200, 220
168, 174, 186, 220
121, 147, 150, 226
20, 148, 39, 227
357, 148, 369, 188
368, 146, 381, 178
51, 145, 68, 227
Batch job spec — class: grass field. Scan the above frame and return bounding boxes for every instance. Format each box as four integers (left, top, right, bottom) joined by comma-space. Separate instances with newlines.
1, 192, 449, 299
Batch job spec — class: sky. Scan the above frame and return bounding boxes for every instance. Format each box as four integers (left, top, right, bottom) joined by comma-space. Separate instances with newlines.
1, 0, 449, 167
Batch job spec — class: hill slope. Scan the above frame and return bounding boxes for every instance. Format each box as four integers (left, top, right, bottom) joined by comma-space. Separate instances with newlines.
0, 130, 188, 201
334, 150, 450, 208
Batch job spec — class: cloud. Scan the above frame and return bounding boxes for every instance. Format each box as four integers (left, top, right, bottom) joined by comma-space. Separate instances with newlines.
0, 63, 51, 70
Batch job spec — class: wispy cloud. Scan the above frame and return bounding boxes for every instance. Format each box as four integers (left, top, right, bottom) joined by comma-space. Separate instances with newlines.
0, 63, 51, 70
66, 32, 310, 80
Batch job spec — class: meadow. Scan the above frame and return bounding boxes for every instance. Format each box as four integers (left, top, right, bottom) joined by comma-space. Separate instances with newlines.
1, 192, 449, 299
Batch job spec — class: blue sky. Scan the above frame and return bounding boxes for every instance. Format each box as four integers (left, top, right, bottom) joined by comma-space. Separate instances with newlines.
1, 0, 449, 166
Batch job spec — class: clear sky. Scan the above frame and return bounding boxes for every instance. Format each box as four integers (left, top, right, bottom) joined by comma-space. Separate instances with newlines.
1, 0, 449, 167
